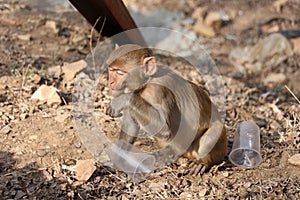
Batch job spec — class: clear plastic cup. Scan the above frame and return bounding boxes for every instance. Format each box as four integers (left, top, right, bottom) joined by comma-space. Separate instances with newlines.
107, 140, 155, 182
229, 121, 262, 169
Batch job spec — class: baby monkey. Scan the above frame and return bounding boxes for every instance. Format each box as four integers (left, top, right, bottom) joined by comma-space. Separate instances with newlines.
106, 44, 227, 175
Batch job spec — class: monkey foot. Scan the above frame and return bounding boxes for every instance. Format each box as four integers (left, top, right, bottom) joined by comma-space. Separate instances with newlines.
188, 163, 207, 176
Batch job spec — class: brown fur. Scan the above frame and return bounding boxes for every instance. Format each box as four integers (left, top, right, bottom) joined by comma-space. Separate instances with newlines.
106, 44, 228, 170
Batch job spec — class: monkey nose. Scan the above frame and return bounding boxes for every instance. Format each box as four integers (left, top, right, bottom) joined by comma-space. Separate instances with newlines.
109, 80, 114, 87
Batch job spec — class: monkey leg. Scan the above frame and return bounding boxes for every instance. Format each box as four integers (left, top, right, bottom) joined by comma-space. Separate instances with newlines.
198, 123, 228, 167
186, 124, 227, 175
118, 109, 139, 150
188, 162, 208, 175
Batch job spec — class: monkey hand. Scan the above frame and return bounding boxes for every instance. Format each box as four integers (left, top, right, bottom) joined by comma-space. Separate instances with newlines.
106, 103, 123, 118
106, 93, 131, 118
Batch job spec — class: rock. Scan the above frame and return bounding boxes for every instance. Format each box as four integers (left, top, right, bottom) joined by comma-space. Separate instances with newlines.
204, 11, 223, 32
273, 0, 288, 12
288, 154, 300, 166
263, 73, 286, 84
71, 35, 85, 44
29, 135, 38, 140
54, 113, 69, 123
222, 171, 229, 177
229, 33, 293, 73
20, 113, 28, 120
32, 74, 41, 84
75, 159, 96, 183
48, 65, 61, 78
290, 37, 300, 55
17, 34, 32, 41
1, 125, 11, 134
45, 20, 59, 33
246, 33, 293, 67
193, 19, 216, 37
191, 7, 206, 20
180, 191, 193, 199
62, 60, 87, 82
199, 188, 207, 197
149, 182, 164, 192
30, 85, 61, 105
244, 182, 252, 188
261, 24, 280, 34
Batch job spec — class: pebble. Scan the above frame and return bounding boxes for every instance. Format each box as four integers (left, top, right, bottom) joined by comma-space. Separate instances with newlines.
45, 20, 59, 33
288, 154, 300, 166
17, 34, 32, 41
75, 159, 96, 183
62, 60, 87, 82
30, 84, 61, 105
1, 125, 11, 134
20, 113, 28, 120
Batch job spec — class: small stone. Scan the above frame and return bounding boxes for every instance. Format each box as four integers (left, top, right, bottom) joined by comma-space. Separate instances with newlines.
273, 0, 288, 12
62, 60, 87, 82
74, 142, 81, 148
1, 125, 11, 134
191, 7, 206, 20
72, 35, 85, 43
199, 188, 207, 197
30, 85, 61, 105
204, 11, 223, 31
193, 19, 216, 37
45, 20, 59, 33
291, 37, 300, 55
54, 113, 69, 123
263, 73, 286, 84
222, 171, 229, 177
20, 113, 28, 120
180, 191, 193, 199
288, 154, 300, 166
149, 182, 164, 192
75, 159, 96, 183
17, 34, 32, 41
32, 74, 41, 84
244, 182, 252, 188
42, 170, 53, 181
261, 24, 280, 34
29, 135, 38, 140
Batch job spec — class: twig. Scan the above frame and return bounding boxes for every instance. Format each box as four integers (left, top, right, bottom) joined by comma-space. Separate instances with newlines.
19, 64, 31, 100
285, 85, 300, 104
89, 16, 106, 71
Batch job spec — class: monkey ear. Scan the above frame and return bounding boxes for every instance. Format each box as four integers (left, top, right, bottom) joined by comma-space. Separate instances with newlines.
115, 44, 120, 49
143, 56, 157, 76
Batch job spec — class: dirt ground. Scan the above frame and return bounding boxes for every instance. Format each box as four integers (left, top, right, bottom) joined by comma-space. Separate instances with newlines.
0, 0, 300, 199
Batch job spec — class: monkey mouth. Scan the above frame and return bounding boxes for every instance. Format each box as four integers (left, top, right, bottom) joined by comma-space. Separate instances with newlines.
110, 88, 125, 97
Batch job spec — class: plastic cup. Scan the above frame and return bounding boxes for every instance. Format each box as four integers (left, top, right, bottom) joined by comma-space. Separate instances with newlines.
229, 121, 262, 169
107, 140, 155, 182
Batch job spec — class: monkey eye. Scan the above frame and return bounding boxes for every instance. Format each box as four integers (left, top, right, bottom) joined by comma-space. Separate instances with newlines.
116, 70, 126, 75
108, 66, 114, 71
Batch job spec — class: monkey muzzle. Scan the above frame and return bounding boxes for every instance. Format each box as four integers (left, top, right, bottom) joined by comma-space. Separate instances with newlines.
111, 87, 132, 97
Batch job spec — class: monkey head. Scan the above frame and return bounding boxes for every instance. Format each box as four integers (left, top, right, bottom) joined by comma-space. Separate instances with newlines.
106, 44, 157, 97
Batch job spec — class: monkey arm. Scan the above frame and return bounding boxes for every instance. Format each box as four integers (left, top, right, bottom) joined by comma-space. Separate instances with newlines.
107, 93, 131, 117
129, 93, 170, 138
119, 109, 139, 147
